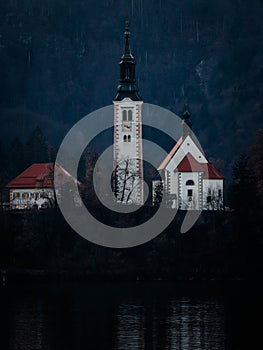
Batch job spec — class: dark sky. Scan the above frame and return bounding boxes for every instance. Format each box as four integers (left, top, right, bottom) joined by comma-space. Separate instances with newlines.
0, 0, 262, 174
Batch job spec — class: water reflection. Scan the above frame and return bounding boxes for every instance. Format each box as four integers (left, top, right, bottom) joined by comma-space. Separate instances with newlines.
117, 304, 145, 349
167, 298, 225, 349
116, 297, 225, 350
0, 282, 229, 350
11, 300, 46, 350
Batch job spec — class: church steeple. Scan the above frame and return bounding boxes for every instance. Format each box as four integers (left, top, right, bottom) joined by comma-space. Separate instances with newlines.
114, 21, 142, 101
182, 103, 192, 138
123, 20, 131, 56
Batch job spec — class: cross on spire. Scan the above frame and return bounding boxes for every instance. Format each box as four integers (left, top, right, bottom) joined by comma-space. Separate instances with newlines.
123, 19, 131, 56
114, 21, 142, 101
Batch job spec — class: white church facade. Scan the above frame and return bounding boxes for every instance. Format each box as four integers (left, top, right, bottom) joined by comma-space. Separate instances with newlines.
113, 22, 224, 210
153, 129, 224, 210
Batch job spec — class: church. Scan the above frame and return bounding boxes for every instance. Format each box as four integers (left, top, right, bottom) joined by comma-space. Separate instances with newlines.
113, 21, 144, 205
113, 22, 224, 210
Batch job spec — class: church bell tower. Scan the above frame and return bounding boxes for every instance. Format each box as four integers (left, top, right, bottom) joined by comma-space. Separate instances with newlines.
113, 21, 144, 204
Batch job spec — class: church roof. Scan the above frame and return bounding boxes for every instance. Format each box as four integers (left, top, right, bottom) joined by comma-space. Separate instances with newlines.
175, 153, 224, 179
203, 162, 224, 179
176, 153, 205, 172
114, 21, 142, 101
157, 137, 183, 170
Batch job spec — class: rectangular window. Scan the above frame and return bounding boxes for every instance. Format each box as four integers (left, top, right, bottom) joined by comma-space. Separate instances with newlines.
207, 195, 211, 203
187, 189, 193, 197
218, 189, 222, 197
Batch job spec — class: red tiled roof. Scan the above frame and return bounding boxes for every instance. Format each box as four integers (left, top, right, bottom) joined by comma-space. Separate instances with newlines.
6, 163, 54, 188
203, 162, 224, 179
6, 163, 83, 189
176, 153, 205, 172
175, 153, 224, 179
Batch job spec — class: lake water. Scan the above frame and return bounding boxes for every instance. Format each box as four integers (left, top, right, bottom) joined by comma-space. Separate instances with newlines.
0, 281, 259, 349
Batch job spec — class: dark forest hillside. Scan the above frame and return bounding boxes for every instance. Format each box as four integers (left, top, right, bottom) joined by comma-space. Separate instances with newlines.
0, 0, 262, 177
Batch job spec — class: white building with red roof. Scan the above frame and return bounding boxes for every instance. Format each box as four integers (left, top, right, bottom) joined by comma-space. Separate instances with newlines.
6, 163, 55, 209
153, 107, 224, 210
5, 163, 81, 210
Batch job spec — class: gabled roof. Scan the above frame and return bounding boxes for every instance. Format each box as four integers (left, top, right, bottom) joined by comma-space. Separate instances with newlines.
6, 163, 54, 189
175, 153, 224, 179
176, 153, 205, 172
157, 137, 183, 170
5, 163, 82, 189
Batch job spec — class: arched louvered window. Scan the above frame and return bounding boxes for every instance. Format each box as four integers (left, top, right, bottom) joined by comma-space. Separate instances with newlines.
186, 180, 195, 186
128, 135, 131, 142
123, 135, 127, 142
128, 110, 132, 121
122, 110, 127, 121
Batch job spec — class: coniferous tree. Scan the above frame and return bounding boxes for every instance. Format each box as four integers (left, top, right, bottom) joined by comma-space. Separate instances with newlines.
25, 126, 50, 166
249, 129, 263, 201
0, 141, 9, 190
228, 154, 257, 212
8, 137, 26, 178
83, 148, 99, 206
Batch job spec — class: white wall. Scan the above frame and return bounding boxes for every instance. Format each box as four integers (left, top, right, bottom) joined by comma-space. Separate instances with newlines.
113, 98, 144, 204
10, 188, 54, 209
166, 135, 207, 174
178, 172, 201, 210
152, 134, 224, 211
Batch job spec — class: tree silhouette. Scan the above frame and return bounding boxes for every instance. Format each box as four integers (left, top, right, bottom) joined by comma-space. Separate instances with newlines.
228, 154, 257, 212
112, 159, 141, 204
249, 129, 263, 201
25, 126, 49, 166
8, 137, 26, 178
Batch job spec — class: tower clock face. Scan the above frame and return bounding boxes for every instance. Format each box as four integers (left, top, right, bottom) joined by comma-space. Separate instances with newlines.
122, 122, 132, 131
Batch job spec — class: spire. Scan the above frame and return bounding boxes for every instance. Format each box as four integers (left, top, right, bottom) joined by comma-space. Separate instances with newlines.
123, 20, 131, 56
182, 103, 192, 138
114, 21, 142, 101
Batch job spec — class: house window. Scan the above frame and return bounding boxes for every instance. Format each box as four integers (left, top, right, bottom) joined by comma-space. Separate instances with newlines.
218, 189, 222, 197
123, 135, 127, 142
122, 110, 127, 121
128, 135, 131, 142
13, 192, 20, 198
128, 110, 132, 121
22, 193, 29, 199
187, 189, 193, 197
186, 180, 194, 186
207, 195, 212, 203
34, 192, 39, 200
